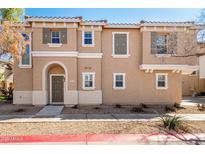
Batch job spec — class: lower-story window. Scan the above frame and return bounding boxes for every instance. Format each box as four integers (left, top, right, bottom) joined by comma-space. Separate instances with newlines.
82, 72, 95, 90
113, 73, 126, 89
156, 73, 168, 90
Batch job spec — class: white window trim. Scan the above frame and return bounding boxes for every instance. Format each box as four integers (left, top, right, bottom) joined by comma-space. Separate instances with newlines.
156, 73, 168, 90
112, 32, 130, 58
19, 33, 32, 68
82, 72, 96, 90
50, 74, 65, 104
82, 31, 95, 47
47, 43, 63, 47
113, 73, 126, 90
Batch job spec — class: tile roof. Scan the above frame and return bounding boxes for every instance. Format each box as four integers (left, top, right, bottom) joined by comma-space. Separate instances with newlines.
139, 20, 195, 26
25, 16, 82, 22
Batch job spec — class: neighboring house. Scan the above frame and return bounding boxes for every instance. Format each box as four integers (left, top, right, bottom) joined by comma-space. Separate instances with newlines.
0, 59, 13, 91
13, 16, 205, 106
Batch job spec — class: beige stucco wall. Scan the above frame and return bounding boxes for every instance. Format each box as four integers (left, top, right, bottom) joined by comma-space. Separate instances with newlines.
32, 28, 77, 51
102, 28, 181, 104
142, 31, 198, 65
13, 62, 33, 91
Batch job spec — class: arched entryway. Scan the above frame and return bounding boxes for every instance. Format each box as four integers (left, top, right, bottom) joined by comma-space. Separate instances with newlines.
42, 61, 68, 104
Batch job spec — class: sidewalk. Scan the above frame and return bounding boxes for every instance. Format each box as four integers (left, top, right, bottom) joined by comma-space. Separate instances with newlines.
0, 113, 205, 122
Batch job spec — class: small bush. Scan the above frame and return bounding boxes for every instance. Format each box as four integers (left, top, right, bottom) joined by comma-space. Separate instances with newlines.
165, 106, 176, 112
14, 108, 24, 112
72, 105, 78, 109
131, 107, 144, 113
115, 104, 122, 108
174, 103, 180, 109
197, 104, 205, 111
161, 115, 181, 131
140, 103, 148, 108
94, 107, 100, 110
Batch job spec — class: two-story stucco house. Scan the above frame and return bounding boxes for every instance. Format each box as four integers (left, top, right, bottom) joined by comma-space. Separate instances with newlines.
13, 16, 204, 106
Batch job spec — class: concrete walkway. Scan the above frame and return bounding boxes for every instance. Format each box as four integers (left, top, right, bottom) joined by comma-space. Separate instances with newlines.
182, 97, 205, 106
0, 113, 205, 122
35, 105, 64, 116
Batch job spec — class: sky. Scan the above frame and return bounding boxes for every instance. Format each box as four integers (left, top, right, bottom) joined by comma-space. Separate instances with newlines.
25, 8, 203, 23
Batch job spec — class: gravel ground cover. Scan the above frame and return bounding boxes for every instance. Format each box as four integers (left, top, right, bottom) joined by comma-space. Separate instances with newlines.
0, 102, 43, 115
62, 105, 205, 114
0, 121, 205, 136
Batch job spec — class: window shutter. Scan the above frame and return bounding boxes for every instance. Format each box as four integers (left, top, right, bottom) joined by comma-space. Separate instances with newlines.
151, 32, 158, 54
114, 34, 127, 55
43, 28, 51, 44
61, 28, 67, 44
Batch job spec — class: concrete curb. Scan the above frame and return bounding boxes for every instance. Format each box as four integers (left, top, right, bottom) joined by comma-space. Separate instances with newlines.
0, 133, 205, 144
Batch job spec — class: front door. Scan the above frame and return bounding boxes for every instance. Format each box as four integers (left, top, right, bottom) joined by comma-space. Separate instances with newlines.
51, 75, 64, 104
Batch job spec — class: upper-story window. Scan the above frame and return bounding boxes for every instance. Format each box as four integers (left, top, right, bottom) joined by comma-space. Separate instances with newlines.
197, 29, 205, 44
42, 28, 67, 47
19, 33, 32, 68
151, 32, 177, 55
82, 31, 94, 47
22, 44, 31, 65
155, 34, 168, 54
112, 32, 129, 57
51, 31, 61, 44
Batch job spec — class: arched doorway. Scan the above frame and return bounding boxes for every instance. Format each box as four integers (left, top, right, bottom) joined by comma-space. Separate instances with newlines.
42, 61, 68, 104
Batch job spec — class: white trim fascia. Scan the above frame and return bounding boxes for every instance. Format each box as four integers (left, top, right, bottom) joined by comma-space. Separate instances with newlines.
81, 22, 106, 26
50, 74, 65, 104
82, 72, 96, 90
78, 53, 103, 58
26, 18, 81, 23
156, 73, 168, 90
140, 64, 199, 74
18, 65, 32, 69
82, 31, 95, 47
112, 32, 129, 57
32, 51, 78, 57
112, 54, 130, 58
31, 51, 103, 58
105, 24, 139, 28
155, 54, 172, 58
47, 43, 63, 48
141, 23, 193, 27
113, 73, 126, 90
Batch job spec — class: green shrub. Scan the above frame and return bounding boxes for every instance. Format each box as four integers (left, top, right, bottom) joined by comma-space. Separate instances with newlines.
140, 103, 148, 108
72, 105, 78, 109
161, 115, 181, 131
115, 104, 122, 108
174, 103, 180, 109
94, 106, 100, 110
131, 107, 144, 113
197, 104, 205, 111
165, 106, 176, 112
